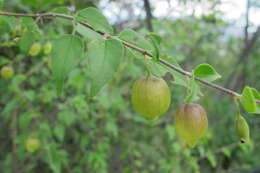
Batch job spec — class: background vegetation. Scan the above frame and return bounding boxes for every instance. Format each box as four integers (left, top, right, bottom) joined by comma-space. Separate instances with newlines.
0, 0, 260, 173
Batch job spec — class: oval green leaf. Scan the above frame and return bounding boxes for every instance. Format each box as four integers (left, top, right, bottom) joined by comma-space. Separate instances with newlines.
52, 35, 84, 94
240, 86, 260, 114
194, 63, 221, 82
76, 7, 113, 34
87, 39, 124, 97
119, 29, 153, 51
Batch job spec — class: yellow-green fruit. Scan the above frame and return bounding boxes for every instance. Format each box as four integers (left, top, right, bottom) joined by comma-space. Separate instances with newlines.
29, 42, 41, 56
236, 114, 250, 143
175, 103, 208, 147
26, 138, 40, 152
131, 76, 171, 120
43, 41, 52, 54
1, 66, 14, 79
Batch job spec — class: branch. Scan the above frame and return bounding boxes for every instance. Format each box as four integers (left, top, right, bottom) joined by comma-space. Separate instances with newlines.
238, 26, 260, 66
0, 11, 259, 104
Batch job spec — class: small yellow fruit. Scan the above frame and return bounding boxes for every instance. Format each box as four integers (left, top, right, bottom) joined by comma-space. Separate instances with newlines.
175, 103, 208, 147
43, 41, 52, 55
26, 138, 40, 152
131, 76, 171, 120
1, 66, 14, 79
29, 42, 41, 56
236, 114, 250, 143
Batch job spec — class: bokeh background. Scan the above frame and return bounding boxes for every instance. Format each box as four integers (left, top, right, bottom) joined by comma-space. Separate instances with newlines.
0, 0, 260, 173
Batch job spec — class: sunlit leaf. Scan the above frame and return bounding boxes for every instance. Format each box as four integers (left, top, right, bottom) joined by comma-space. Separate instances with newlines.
194, 63, 221, 82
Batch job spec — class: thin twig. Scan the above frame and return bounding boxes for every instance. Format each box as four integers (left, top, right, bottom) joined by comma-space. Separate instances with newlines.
0, 11, 260, 104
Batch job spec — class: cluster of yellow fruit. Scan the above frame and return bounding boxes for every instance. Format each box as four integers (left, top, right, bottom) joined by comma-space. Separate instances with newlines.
0, 42, 52, 80
131, 76, 250, 147
29, 41, 52, 56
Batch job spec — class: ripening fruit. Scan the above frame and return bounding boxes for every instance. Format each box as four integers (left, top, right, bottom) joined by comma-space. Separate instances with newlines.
29, 42, 41, 56
236, 114, 250, 143
43, 41, 52, 55
26, 137, 40, 152
175, 103, 208, 147
1, 66, 14, 79
131, 76, 171, 120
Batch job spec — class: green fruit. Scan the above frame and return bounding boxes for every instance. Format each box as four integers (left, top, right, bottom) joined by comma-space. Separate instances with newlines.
236, 114, 250, 143
1, 66, 14, 79
43, 41, 52, 54
29, 42, 41, 56
175, 103, 208, 147
131, 76, 171, 120
26, 137, 40, 152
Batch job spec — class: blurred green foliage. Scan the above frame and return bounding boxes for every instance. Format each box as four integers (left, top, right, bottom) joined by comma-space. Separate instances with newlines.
1, 0, 260, 173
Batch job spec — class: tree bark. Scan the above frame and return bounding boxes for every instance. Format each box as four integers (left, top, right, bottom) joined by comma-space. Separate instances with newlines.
143, 0, 153, 32
225, 25, 260, 89
244, 0, 250, 43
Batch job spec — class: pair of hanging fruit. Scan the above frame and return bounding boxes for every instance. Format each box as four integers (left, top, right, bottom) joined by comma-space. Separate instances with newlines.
131, 76, 208, 147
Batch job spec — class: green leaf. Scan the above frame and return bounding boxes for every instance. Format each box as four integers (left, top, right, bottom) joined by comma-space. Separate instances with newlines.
51, 7, 72, 25
146, 59, 167, 77
240, 86, 260, 114
87, 39, 123, 97
119, 29, 153, 51
52, 7, 70, 14
52, 35, 84, 94
147, 33, 162, 61
251, 88, 260, 100
160, 55, 188, 87
54, 124, 65, 142
0, 57, 10, 66
105, 121, 118, 137
147, 32, 162, 44
19, 31, 36, 53
0, 0, 4, 9
222, 148, 231, 158
76, 7, 113, 34
207, 153, 217, 168
76, 23, 103, 40
58, 110, 76, 127
193, 63, 221, 82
